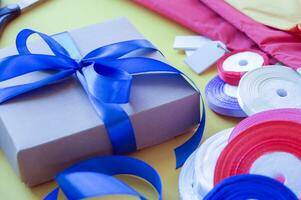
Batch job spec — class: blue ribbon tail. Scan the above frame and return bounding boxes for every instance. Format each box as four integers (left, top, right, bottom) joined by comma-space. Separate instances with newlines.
44, 188, 59, 200
174, 102, 206, 168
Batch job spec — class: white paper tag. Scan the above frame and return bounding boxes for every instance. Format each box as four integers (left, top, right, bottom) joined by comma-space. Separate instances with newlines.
184, 41, 226, 74
173, 36, 211, 50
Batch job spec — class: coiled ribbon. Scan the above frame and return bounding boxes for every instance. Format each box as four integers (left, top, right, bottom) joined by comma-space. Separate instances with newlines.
204, 174, 298, 200
217, 49, 269, 86
237, 65, 301, 115
179, 128, 232, 199
0, 29, 206, 199
179, 109, 301, 198
229, 108, 301, 141
215, 108, 301, 197
205, 76, 246, 118
178, 152, 198, 200
194, 128, 232, 197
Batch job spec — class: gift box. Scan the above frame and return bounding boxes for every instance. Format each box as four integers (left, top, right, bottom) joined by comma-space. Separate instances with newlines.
0, 17, 200, 186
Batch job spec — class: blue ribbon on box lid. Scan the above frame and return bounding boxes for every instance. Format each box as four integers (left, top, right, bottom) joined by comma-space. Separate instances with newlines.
0, 29, 206, 199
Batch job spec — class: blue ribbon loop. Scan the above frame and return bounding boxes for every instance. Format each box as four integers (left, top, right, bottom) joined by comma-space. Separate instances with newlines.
0, 29, 206, 199
44, 156, 162, 200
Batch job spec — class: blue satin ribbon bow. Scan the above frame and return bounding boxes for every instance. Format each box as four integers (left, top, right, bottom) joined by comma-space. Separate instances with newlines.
0, 29, 205, 199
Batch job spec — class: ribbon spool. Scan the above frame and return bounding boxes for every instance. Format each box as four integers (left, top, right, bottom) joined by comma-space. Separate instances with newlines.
205, 76, 246, 118
229, 108, 301, 141
204, 174, 298, 200
194, 128, 232, 198
178, 152, 199, 200
217, 49, 269, 86
237, 65, 301, 115
179, 128, 232, 199
214, 109, 301, 198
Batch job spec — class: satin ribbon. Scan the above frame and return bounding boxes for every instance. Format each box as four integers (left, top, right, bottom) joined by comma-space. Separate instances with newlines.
237, 65, 301, 115
179, 128, 232, 199
178, 152, 199, 200
44, 156, 162, 200
217, 49, 269, 86
205, 76, 246, 118
214, 108, 301, 197
0, 29, 206, 199
193, 128, 232, 198
229, 108, 301, 141
204, 174, 298, 200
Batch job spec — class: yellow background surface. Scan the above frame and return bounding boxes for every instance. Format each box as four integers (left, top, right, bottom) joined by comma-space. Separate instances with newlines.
0, 0, 239, 199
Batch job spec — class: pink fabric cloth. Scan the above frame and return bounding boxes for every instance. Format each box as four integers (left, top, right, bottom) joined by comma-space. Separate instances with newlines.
133, 0, 256, 50
200, 0, 301, 70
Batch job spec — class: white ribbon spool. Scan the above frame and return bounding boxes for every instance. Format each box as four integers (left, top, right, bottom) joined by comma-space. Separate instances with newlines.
178, 152, 199, 200
238, 65, 301, 115
179, 128, 232, 199
194, 128, 232, 198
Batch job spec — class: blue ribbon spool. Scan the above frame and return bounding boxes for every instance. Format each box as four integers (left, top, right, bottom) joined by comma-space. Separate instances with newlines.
204, 174, 298, 200
0, 29, 206, 198
205, 75, 246, 118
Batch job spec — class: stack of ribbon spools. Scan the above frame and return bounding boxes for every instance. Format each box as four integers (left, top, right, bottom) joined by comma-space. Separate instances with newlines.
206, 49, 301, 117
205, 49, 269, 118
179, 108, 301, 199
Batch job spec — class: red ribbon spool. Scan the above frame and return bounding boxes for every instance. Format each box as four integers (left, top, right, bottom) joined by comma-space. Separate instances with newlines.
214, 109, 301, 185
229, 108, 301, 141
214, 121, 301, 184
217, 49, 269, 86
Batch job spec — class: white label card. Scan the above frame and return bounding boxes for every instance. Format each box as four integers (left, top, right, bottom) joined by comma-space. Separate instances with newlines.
184, 41, 226, 74
173, 36, 211, 50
